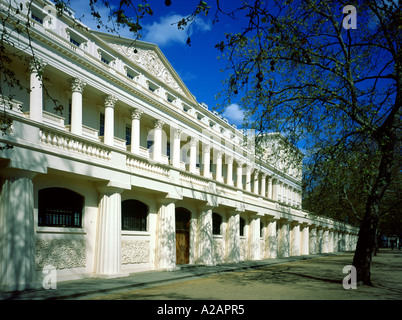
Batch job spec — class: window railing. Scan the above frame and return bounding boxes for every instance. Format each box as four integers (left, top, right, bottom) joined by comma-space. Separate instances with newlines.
38, 210, 81, 228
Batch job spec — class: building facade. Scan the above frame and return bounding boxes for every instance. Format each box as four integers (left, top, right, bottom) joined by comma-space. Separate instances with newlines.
0, 0, 358, 291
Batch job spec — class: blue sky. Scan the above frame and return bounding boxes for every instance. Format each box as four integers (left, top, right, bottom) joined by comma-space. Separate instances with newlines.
67, 0, 246, 127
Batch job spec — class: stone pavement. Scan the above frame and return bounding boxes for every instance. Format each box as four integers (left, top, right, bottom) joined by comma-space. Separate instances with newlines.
1, 250, 401, 300
0, 253, 339, 300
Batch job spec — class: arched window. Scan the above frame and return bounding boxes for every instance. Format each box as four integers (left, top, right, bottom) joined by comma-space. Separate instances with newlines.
121, 199, 148, 231
38, 188, 83, 228
240, 217, 246, 237
212, 212, 222, 235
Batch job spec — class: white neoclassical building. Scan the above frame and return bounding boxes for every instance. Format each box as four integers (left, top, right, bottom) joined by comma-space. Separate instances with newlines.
0, 0, 358, 291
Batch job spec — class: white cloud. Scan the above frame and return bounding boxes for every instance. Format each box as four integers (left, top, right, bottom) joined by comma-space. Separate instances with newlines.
143, 14, 211, 47
222, 104, 244, 127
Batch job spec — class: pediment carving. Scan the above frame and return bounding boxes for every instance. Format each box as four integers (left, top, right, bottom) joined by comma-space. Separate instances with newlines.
112, 44, 184, 95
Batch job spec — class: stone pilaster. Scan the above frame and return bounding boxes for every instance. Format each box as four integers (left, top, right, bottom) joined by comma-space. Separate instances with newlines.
266, 218, 278, 258
278, 220, 290, 258
249, 216, 261, 260
226, 211, 240, 263
155, 199, 176, 270
0, 171, 36, 291
198, 206, 214, 266
290, 222, 300, 256
95, 187, 127, 278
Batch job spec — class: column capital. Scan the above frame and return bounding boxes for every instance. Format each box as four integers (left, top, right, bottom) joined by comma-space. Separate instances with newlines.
228, 209, 244, 215
236, 159, 245, 167
173, 128, 183, 139
215, 149, 224, 159
96, 181, 128, 195
202, 143, 212, 152
29, 58, 47, 73
104, 95, 118, 108
70, 78, 87, 94
198, 204, 215, 212
226, 155, 234, 164
154, 119, 165, 129
131, 108, 143, 120
157, 197, 179, 206
190, 136, 198, 146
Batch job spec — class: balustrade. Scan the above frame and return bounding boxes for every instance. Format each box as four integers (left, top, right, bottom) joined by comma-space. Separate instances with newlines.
39, 128, 111, 160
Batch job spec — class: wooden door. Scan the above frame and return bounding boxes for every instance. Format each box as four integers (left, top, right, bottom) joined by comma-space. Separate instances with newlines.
176, 230, 189, 265
176, 208, 190, 265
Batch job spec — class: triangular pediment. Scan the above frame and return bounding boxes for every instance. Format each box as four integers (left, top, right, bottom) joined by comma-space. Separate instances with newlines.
89, 31, 196, 103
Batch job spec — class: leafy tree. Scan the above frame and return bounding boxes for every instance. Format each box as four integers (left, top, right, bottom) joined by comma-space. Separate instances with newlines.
170, 0, 401, 285
211, 0, 401, 285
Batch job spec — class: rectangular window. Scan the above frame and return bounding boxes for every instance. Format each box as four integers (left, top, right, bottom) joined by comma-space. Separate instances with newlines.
166, 141, 170, 159
126, 125, 131, 146
213, 213, 222, 235
31, 13, 43, 24
70, 37, 81, 47
260, 222, 264, 238
99, 112, 105, 137
101, 56, 110, 65
240, 217, 245, 237
68, 99, 72, 125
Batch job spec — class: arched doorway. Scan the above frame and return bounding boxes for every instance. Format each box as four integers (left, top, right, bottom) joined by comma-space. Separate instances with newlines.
175, 207, 191, 265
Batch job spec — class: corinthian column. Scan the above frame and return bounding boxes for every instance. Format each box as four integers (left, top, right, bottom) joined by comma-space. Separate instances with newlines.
70, 78, 86, 135
202, 143, 211, 178
215, 150, 223, 182
245, 164, 253, 192
104, 95, 117, 146
152, 119, 165, 162
171, 128, 182, 168
130, 108, 143, 154
226, 156, 234, 186
29, 59, 47, 122
236, 160, 244, 189
260, 173, 266, 197
253, 170, 259, 195
189, 137, 198, 174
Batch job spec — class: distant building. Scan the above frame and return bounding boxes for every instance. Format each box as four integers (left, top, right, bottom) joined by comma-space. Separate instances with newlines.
0, 0, 358, 291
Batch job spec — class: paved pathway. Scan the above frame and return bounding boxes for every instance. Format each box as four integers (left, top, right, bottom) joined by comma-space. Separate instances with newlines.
88, 249, 402, 300
1, 249, 401, 301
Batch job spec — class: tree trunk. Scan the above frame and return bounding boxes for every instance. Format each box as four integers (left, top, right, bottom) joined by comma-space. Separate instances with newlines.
352, 133, 396, 285
352, 206, 379, 285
